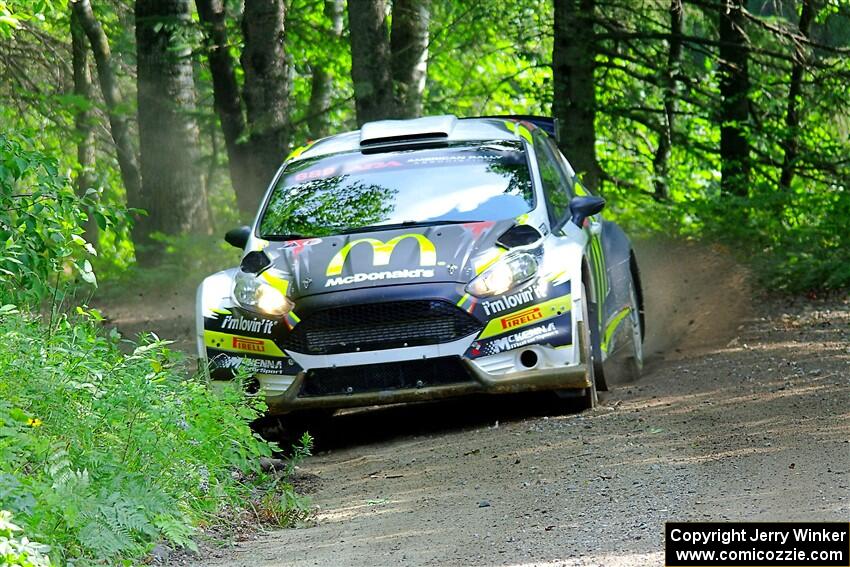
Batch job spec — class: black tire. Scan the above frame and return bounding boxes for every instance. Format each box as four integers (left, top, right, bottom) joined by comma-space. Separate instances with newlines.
253, 409, 333, 450
620, 278, 644, 380
578, 282, 599, 409
587, 297, 608, 391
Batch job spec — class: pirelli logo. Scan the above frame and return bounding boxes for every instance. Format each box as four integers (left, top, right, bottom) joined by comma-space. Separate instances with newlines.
204, 330, 286, 357
232, 336, 265, 352
500, 307, 543, 330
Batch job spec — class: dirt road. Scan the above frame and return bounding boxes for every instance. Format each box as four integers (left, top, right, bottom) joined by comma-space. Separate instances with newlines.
96, 241, 850, 566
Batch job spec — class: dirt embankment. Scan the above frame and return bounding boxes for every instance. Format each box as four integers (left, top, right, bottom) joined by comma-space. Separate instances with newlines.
95, 241, 849, 567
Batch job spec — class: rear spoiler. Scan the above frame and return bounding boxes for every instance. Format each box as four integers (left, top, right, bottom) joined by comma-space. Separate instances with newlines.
468, 115, 560, 142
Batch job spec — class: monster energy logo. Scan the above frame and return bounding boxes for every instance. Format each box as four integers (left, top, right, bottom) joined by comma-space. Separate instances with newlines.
326, 234, 437, 277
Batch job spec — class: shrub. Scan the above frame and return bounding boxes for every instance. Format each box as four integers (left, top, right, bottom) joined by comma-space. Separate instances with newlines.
0, 511, 52, 567
0, 306, 308, 565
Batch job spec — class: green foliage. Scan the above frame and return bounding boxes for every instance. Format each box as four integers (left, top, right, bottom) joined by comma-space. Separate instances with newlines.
586, 1, 850, 292
0, 511, 52, 567
0, 309, 310, 564
2, 0, 848, 295
0, 133, 124, 305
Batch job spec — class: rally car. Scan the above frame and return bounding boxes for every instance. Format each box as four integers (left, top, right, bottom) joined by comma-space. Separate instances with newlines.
196, 115, 644, 415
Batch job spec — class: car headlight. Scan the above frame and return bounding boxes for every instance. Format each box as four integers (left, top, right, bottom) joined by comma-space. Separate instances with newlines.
233, 271, 294, 316
466, 251, 538, 297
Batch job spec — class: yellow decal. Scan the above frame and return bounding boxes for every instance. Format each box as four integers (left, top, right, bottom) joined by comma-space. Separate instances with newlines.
478, 295, 572, 339
204, 330, 285, 357
261, 271, 290, 296
285, 140, 316, 161
502, 120, 533, 143
326, 233, 437, 276
601, 306, 631, 353
473, 247, 506, 275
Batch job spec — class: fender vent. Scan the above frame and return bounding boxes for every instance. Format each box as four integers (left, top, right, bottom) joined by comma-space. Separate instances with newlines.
497, 224, 543, 248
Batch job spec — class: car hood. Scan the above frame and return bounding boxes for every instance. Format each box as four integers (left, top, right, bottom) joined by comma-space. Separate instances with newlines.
262, 220, 517, 298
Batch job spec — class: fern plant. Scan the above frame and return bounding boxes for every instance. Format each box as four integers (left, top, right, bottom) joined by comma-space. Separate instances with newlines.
0, 310, 309, 565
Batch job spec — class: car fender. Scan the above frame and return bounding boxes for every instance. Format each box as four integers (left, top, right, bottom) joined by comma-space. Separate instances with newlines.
195, 268, 238, 361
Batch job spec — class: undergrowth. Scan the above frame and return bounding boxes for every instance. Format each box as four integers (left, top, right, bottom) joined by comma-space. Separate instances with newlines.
0, 306, 311, 565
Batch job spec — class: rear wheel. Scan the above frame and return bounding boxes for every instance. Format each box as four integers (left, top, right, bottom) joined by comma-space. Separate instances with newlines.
621, 280, 644, 379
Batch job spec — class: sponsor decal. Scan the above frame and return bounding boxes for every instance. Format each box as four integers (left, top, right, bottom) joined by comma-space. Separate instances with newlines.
294, 167, 336, 182
220, 314, 277, 335
210, 353, 292, 374
204, 330, 285, 357
481, 283, 547, 316
501, 306, 544, 330
488, 323, 559, 354
232, 336, 265, 352
326, 233, 437, 277
280, 238, 322, 256
477, 294, 572, 340
325, 268, 435, 287
348, 160, 402, 172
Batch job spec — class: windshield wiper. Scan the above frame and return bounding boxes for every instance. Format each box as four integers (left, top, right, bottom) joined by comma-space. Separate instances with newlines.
263, 233, 307, 241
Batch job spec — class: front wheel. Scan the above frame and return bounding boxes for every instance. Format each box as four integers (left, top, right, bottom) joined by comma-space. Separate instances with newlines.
556, 282, 597, 411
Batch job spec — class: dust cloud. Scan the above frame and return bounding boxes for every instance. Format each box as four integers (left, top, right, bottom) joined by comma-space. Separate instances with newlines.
634, 237, 751, 363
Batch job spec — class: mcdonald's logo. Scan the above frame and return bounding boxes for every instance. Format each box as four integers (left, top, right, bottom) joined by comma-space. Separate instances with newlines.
326, 234, 437, 276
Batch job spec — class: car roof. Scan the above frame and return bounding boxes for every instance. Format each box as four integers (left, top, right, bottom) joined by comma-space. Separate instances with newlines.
292, 115, 541, 162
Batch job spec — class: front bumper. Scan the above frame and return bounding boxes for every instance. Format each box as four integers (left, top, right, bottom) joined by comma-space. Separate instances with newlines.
257, 359, 589, 414
200, 279, 586, 414
251, 320, 589, 415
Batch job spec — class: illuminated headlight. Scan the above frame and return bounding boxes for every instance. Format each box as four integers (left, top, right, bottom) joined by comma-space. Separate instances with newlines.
466, 252, 538, 297
233, 271, 294, 316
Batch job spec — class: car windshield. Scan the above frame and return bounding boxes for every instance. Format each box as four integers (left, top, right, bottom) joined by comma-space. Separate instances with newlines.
258, 141, 534, 238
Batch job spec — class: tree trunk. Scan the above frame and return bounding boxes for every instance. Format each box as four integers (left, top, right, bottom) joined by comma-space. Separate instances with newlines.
308, 66, 334, 139
240, 0, 291, 209
779, 0, 816, 192
652, 0, 683, 202
718, 0, 750, 198
69, 0, 143, 216
70, 9, 98, 245
348, 0, 394, 125
390, 0, 430, 118
136, 0, 210, 252
552, 0, 602, 192
196, 0, 253, 216
307, 0, 345, 139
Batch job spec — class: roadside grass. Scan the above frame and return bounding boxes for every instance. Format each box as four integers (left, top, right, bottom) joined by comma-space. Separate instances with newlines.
0, 306, 311, 565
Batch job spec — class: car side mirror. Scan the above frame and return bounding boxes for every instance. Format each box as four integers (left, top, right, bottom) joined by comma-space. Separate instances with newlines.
569, 196, 605, 227
224, 225, 251, 249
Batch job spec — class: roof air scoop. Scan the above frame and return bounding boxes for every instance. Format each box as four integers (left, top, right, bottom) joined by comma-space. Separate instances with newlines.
360, 115, 458, 146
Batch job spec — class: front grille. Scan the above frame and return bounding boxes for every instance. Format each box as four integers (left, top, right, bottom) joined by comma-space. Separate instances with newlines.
284, 300, 481, 354
299, 356, 472, 397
